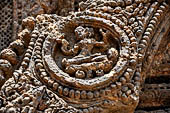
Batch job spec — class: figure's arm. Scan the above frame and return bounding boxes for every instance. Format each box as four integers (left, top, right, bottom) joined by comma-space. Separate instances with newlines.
72, 43, 80, 55
95, 29, 110, 51
59, 39, 73, 56
99, 29, 110, 44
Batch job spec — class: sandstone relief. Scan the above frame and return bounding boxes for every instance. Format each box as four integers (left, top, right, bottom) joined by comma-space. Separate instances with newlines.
0, 0, 170, 113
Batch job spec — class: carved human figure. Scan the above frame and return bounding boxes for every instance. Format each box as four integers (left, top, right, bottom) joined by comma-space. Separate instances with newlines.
55, 26, 119, 79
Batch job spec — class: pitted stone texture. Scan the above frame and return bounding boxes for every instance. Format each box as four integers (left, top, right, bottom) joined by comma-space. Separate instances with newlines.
0, 0, 13, 51
0, 0, 169, 113
0, 75, 77, 113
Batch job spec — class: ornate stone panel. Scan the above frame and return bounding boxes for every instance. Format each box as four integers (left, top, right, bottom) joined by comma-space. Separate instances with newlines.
0, 0, 169, 113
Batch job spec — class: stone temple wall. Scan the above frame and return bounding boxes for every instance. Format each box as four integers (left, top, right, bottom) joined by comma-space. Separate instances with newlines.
0, 0, 13, 51
0, 0, 169, 113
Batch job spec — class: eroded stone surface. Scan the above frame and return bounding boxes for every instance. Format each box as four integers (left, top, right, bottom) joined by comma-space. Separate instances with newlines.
0, 0, 169, 113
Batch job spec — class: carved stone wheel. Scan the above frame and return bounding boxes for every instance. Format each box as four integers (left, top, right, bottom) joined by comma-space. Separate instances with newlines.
32, 11, 139, 112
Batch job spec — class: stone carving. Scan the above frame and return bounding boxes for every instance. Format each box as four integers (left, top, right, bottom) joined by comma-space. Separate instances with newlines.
58, 25, 118, 79
0, 0, 13, 51
0, 0, 169, 113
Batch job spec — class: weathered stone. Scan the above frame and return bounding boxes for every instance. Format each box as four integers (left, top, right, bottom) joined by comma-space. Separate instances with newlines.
0, 0, 169, 113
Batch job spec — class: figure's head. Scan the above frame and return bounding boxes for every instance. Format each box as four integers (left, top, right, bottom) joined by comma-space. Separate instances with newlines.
75, 26, 94, 41
75, 26, 87, 41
